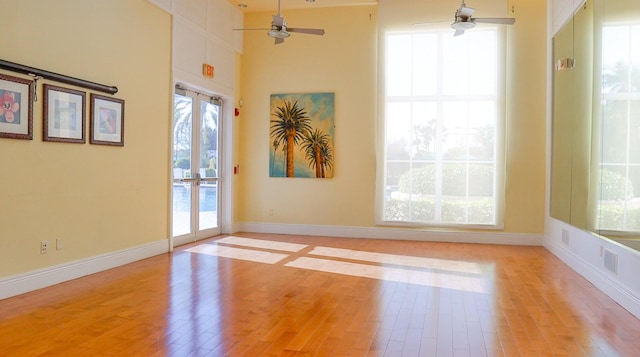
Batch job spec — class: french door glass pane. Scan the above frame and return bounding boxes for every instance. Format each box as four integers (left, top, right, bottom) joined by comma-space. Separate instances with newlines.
198, 100, 219, 231
173, 184, 192, 236
173, 94, 193, 179
199, 184, 217, 231
172, 93, 193, 236
199, 101, 219, 179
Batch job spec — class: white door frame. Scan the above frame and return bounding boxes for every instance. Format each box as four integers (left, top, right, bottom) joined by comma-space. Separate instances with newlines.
171, 84, 232, 248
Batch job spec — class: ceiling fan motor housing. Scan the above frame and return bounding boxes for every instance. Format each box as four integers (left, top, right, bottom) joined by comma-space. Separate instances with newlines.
269, 28, 290, 38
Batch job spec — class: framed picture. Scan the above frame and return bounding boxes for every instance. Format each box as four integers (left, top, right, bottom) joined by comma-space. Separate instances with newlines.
269, 92, 335, 178
0, 73, 34, 140
90, 94, 124, 146
43, 84, 86, 143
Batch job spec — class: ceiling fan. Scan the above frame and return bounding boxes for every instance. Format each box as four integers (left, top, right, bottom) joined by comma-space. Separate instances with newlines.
417, 1, 516, 36
234, 0, 325, 45
450, 1, 515, 36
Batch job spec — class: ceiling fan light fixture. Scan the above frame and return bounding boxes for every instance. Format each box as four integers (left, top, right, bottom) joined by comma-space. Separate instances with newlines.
451, 21, 475, 30
268, 29, 290, 38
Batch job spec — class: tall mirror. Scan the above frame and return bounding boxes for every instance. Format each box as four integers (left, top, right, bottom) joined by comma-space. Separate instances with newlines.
551, 0, 640, 252
550, 14, 574, 225
550, 1, 594, 231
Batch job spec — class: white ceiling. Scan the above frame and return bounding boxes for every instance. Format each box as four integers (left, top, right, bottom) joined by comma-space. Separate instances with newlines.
229, 0, 377, 13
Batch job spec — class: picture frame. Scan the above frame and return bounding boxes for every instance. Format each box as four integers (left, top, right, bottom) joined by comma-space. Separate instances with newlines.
0, 73, 34, 140
90, 93, 124, 146
43, 84, 86, 143
269, 92, 335, 178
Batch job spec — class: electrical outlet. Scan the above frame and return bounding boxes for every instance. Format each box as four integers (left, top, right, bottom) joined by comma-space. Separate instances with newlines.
268, 208, 274, 216
40, 241, 48, 254
56, 238, 63, 251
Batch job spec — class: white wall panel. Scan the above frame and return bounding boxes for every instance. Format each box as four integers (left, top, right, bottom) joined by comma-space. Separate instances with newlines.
147, 0, 171, 12
208, 0, 243, 53
148, 0, 243, 96
552, 0, 572, 34
551, 0, 587, 34
233, 7, 243, 53
173, 16, 208, 79
206, 37, 235, 92
174, 0, 208, 29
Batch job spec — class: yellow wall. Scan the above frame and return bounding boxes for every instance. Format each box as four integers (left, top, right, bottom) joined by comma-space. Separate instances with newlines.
503, 0, 547, 233
0, 0, 172, 278
238, 0, 547, 235
238, 6, 379, 226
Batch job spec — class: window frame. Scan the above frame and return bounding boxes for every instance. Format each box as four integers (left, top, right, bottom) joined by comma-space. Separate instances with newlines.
376, 26, 507, 229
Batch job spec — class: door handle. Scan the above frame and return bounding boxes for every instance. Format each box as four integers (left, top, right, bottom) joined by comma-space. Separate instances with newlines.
177, 173, 203, 186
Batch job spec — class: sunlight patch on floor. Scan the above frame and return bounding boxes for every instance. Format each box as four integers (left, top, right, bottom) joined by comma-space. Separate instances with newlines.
308, 246, 484, 274
285, 257, 487, 293
185, 244, 288, 264
185, 237, 490, 293
217, 236, 308, 252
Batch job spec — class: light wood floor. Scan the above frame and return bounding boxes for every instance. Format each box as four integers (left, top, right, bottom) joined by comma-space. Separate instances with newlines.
1, 233, 640, 356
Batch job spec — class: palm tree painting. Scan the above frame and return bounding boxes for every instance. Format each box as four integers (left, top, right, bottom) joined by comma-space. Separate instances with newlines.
270, 93, 335, 178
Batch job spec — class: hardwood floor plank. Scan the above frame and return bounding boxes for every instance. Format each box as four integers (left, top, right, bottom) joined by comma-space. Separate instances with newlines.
1, 233, 640, 356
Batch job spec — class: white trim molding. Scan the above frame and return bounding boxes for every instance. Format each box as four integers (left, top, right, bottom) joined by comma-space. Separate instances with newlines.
237, 222, 543, 246
0, 240, 169, 301
544, 218, 640, 320
544, 237, 640, 320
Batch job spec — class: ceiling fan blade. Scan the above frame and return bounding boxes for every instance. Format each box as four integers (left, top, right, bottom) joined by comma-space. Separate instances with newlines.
287, 27, 325, 35
413, 20, 449, 26
458, 6, 475, 18
473, 17, 516, 25
232, 28, 271, 31
454, 29, 465, 36
272, 15, 284, 27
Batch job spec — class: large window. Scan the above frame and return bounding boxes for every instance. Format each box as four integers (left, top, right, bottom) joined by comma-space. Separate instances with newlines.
380, 28, 505, 227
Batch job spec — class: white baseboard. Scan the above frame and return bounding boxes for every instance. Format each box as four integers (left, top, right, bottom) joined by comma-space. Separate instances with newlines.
0, 239, 169, 301
544, 237, 640, 320
237, 222, 543, 246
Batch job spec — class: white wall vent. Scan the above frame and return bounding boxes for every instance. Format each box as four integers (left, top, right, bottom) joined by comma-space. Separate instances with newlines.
561, 229, 569, 245
603, 249, 618, 274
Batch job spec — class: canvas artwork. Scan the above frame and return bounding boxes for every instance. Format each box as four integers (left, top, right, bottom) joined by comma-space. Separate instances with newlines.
269, 92, 335, 178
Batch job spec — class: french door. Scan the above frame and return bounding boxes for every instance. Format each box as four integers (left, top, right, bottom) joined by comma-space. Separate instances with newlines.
172, 86, 222, 245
